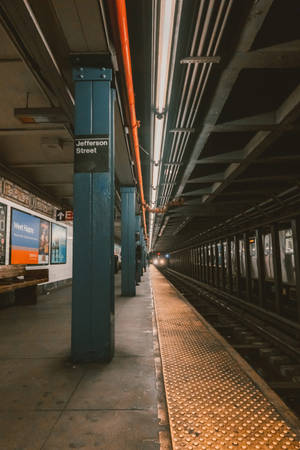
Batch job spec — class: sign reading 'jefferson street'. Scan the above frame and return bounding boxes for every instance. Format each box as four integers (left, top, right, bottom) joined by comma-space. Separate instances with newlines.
74, 135, 109, 173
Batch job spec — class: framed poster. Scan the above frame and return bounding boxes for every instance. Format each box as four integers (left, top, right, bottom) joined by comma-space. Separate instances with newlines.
10, 208, 50, 265
0, 203, 7, 265
51, 223, 67, 264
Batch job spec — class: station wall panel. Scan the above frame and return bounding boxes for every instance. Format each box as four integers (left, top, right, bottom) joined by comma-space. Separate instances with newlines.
0, 196, 73, 283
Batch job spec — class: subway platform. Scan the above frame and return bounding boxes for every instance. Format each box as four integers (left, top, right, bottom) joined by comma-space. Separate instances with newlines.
0, 272, 163, 450
1, 268, 300, 450
151, 267, 300, 449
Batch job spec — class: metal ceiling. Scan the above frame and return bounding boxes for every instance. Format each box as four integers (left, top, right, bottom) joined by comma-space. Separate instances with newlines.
0, 0, 134, 218
127, 0, 300, 251
0, 0, 299, 250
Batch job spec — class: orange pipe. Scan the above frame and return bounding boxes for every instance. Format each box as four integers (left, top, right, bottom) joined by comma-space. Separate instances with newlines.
114, 0, 147, 240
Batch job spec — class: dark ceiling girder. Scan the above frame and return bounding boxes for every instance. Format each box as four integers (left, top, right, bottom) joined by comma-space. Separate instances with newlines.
176, 0, 275, 198
10, 162, 73, 169
196, 149, 245, 164
203, 82, 300, 203
210, 112, 278, 132
187, 172, 225, 184
38, 182, 72, 186
257, 155, 300, 163
198, 110, 299, 135
0, 127, 66, 135
184, 198, 252, 206
181, 187, 213, 197
168, 206, 243, 217
234, 47, 300, 69
232, 175, 300, 183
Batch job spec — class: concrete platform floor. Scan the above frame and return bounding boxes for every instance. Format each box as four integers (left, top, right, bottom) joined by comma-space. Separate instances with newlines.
0, 272, 161, 450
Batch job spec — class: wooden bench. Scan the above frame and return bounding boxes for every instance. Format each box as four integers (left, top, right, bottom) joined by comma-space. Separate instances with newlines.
0, 265, 49, 306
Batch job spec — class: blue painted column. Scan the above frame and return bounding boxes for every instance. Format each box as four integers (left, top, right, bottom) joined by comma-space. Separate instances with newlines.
121, 187, 136, 296
135, 215, 142, 283
143, 240, 147, 271
140, 227, 145, 277
71, 67, 115, 362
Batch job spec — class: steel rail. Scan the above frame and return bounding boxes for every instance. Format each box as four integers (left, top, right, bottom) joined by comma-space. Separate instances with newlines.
165, 267, 300, 354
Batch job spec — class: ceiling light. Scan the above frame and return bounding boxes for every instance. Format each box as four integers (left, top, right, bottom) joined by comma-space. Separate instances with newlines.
156, 0, 176, 113
15, 107, 68, 124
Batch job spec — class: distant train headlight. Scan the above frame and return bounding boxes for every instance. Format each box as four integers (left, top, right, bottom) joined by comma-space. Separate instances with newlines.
159, 258, 166, 265
153, 258, 158, 265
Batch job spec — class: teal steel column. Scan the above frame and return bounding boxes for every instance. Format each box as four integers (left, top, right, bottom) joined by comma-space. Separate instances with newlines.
121, 187, 136, 296
71, 67, 115, 362
140, 227, 144, 277
135, 215, 142, 283
143, 241, 147, 271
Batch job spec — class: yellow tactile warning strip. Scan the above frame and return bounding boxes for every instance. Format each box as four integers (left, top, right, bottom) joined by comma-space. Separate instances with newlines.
151, 267, 300, 450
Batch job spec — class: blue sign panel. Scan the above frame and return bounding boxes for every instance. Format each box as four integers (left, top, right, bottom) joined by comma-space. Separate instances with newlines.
51, 223, 67, 264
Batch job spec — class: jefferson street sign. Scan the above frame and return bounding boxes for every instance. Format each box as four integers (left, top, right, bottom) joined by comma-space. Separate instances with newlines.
74, 135, 109, 173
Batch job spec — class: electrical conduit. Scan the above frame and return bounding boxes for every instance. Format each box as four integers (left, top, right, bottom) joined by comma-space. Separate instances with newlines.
114, 0, 147, 240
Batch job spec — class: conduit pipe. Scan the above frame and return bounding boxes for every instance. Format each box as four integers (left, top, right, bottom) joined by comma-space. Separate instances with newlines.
114, 0, 147, 239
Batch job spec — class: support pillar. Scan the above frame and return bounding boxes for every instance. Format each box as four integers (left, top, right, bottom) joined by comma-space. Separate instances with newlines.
140, 226, 145, 277
271, 225, 282, 314
71, 67, 115, 362
235, 236, 241, 297
136, 215, 142, 283
244, 232, 252, 302
256, 228, 265, 308
226, 238, 233, 293
121, 187, 136, 296
291, 218, 300, 323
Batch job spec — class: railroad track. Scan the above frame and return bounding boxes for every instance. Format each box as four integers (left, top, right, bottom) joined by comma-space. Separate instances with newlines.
161, 267, 300, 418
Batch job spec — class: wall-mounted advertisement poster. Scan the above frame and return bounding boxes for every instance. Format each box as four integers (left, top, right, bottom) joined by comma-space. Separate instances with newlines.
10, 208, 50, 265
0, 203, 7, 265
51, 223, 67, 264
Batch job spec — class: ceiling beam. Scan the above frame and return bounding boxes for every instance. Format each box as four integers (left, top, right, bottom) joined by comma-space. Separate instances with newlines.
187, 172, 225, 183
184, 198, 252, 206
256, 155, 300, 163
218, 190, 274, 197
202, 81, 300, 203
0, 127, 66, 135
176, 0, 274, 197
0, 57, 22, 63
233, 175, 299, 183
181, 187, 213, 197
168, 205, 245, 217
234, 42, 300, 69
37, 182, 72, 186
211, 112, 278, 132
196, 149, 245, 164
10, 162, 73, 168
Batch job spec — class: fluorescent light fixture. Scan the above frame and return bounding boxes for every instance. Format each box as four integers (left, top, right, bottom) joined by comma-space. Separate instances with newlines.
15, 107, 68, 124
149, 0, 176, 249
152, 164, 160, 189
153, 117, 164, 163
151, 188, 157, 205
156, 0, 176, 112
